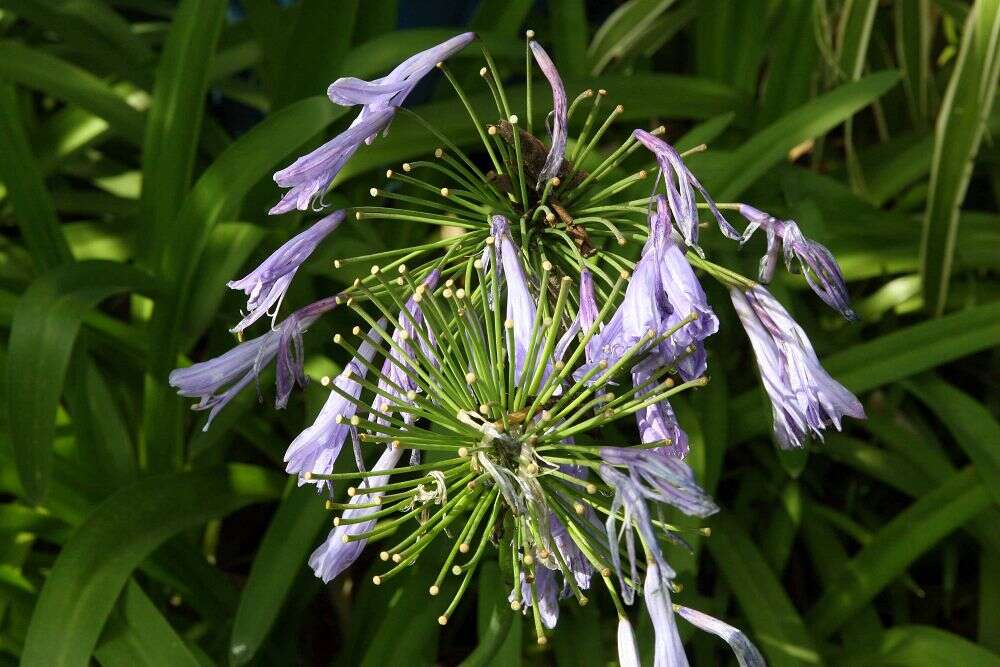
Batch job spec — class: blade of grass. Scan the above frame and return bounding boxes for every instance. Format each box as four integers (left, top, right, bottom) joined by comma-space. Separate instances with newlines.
807, 468, 991, 638
919, 0, 1000, 315
20, 464, 282, 667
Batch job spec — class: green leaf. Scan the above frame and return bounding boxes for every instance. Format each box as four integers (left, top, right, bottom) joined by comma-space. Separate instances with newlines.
710, 71, 900, 200
138, 0, 227, 269
807, 468, 991, 638
837, 624, 1000, 667
587, 0, 676, 76
141, 96, 344, 469
903, 374, 1000, 506
758, 0, 819, 125
0, 82, 72, 269
7, 261, 157, 503
461, 559, 516, 667
471, 0, 532, 38
549, 0, 588, 78
0, 42, 146, 145
20, 464, 282, 667
894, 0, 932, 127
94, 580, 201, 667
706, 515, 821, 667
229, 484, 328, 665
919, 0, 1000, 315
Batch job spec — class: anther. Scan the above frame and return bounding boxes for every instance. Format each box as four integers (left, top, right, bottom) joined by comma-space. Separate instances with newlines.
455, 288, 466, 299
352, 325, 361, 336
434, 147, 444, 158
458, 447, 469, 458
542, 260, 552, 271
392, 554, 402, 563
303, 471, 314, 481
474, 259, 483, 269
333, 517, 341, 527
465, 372, 476, 383
334, 259, 342, 268
372, 576, 382, 585
700, 527, 712, 536
537, 636, 547, 646
504, 319, 514, 329
380, 551, 390, 561
550, 177, 561, 187
391, 439, 401, 449
525, 29, 535, 38
350, 415, 360, 427
614, 104, 624, 114
355, 211, 363, 220
479, 67, 488, 77
545, 212, 555, 223
585, 483, 597, 494
479, 403, 489, 414
451, 565, 461, 575
438, 615, 448, 626
385, 169, 393, 178
347, 487, 357, 497
440, 187, 450, 197
523, 554, 534, 567
509, 114, 518, 124
429, 585, 440, 596
320, 375, 331, 387
369, 187, 378, 197
487, 125, 497, 136
510, 600, 521, 611
597, 89, 607, 96
402, 162, 412, 172
370, 265, 380, 275
459, 543, 470, 554
574, 502, 586, 515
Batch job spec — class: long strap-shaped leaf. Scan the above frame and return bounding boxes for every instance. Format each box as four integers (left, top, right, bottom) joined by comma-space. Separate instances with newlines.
7, 260, 158, 503
920, 0, 1000, 316
0, 82, 72, 269
138, 0, 226, 269
20, 464, 283, 667
707, 514, 822, 667
807, 468, 991, 637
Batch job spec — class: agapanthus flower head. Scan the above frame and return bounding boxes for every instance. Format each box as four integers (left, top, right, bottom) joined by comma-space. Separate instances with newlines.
731, 285, 865, 448
168, 29, 870, 664
738, 203, 858, 320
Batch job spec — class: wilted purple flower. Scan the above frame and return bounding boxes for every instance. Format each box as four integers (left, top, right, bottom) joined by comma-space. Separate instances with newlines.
598, 464, 673, 604
271, 33, 475, 214
738, 204, 857, 321
617, 617, 641, 667
644, 561, 689, 667
170, 299, 337, 428
550, 504, 594, 592
270, 109, 394, 214
730, 286, 865, 449
309, 446, 403, 582
284, 319, 386, 485
579, 269, 602, 364
228, 211, 345, 333
633, 129, 740, 249
600, 447, 717, 517
528, 40, 567, 189
675, 606, 766, 667
651, 197, 718, 380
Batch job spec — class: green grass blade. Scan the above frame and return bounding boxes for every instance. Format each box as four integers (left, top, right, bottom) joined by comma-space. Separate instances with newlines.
709, 71, 900, 200
849, 625, 1000, 667
903, 374, 1000, 505
758, 0, 819, 125
94, 580, 201, 667
586, 0, 676, 76
471, 0, 533, 38
0, 42, 146, 145
7, 261, 157, 503
919, 0, 1000, 315
807, 468, 991, 638
706, 515, 821, 667
138, 0, 227, 269
20, 464, 282, 667
549, 0, 588, 78
0, 82, 72, 269
229, 484, 328, 665
894, 0, 932, 128
461, 560, 516, 667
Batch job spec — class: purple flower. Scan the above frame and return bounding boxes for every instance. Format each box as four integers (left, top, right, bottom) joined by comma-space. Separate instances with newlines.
600, 447, 717, 517
579, 269, 602, 364
270, 109, 394, 214
644, 561, 689, 667
170, 299, 337, 428
617, 617, 641, 667
309, 446, 403, 582
730, 286, 865, 449
528, 40, 567, 189
738, 204, 857, 321
227, 211, 344, 333
284, 319, 386, 485
633, 129, 740, 249
550, 506, 594, 592
598, 464, 674, 605
632, 366, 689, 458
510, 566, 560, 629
675, 606, 766, 667
491, 215, 540, 382
651, 197, 718, 380
270, 33, 475, 215
326, 32, 475, 129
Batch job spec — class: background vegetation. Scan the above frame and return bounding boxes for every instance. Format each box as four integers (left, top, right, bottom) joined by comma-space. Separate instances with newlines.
1, 0, 999, 665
